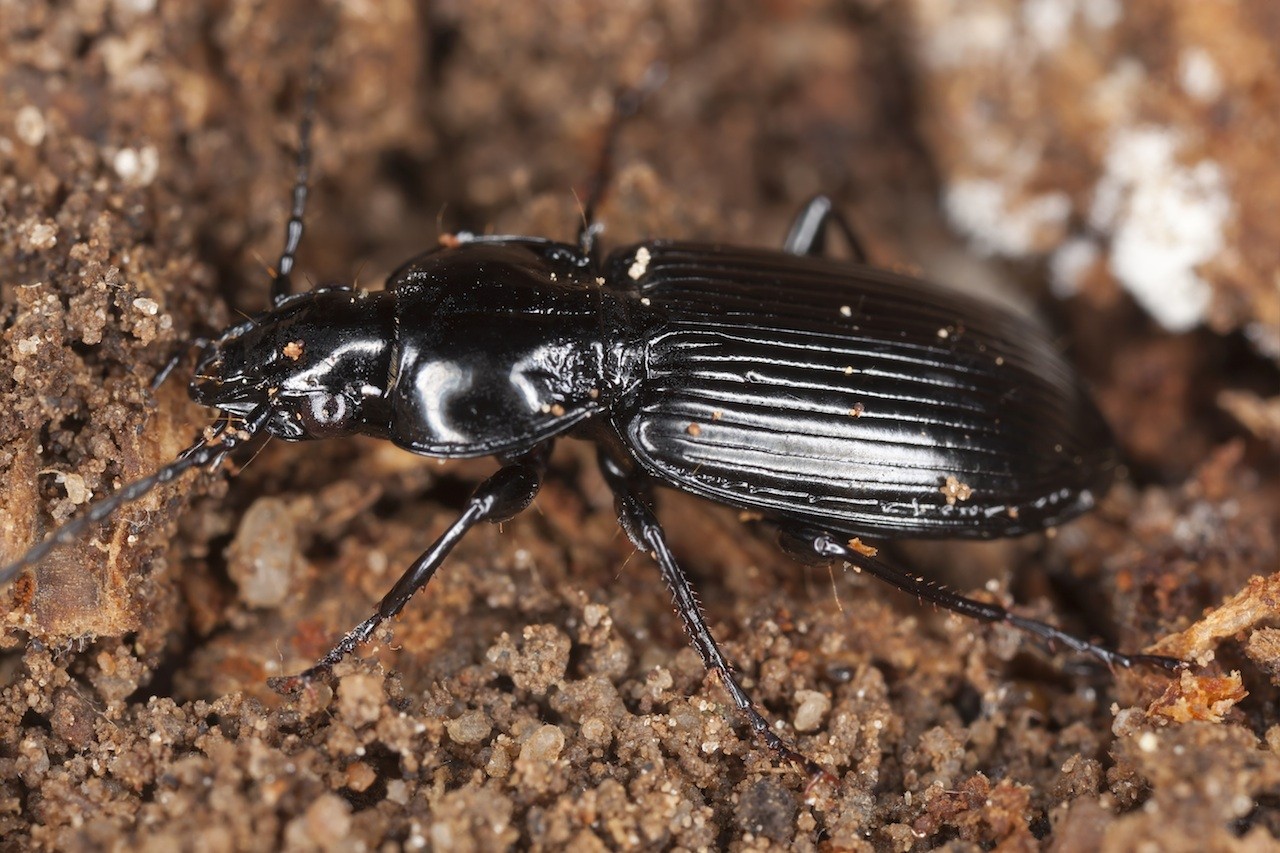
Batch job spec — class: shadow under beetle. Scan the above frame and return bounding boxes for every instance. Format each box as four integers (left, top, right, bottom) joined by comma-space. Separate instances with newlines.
0, 74, 1185, 777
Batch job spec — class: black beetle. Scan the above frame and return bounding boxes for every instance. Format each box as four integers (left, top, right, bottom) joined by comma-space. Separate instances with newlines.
0, 77, 1183, 776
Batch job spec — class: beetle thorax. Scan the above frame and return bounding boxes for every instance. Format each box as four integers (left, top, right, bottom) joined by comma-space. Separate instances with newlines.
384, 278, 614, 458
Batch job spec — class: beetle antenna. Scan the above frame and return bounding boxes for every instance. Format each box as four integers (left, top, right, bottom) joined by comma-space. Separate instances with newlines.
0, 405, 272, 591
270, 57, 323, 306
151, 336, 212, 392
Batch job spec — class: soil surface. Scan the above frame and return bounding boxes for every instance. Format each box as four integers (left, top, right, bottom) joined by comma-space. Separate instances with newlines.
1, 2, 1278, 850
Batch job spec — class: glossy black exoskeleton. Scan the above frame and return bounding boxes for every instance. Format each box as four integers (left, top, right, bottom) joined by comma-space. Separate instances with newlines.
0, 79, 1184, 777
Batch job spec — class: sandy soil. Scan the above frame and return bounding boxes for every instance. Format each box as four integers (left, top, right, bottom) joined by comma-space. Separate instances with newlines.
1, 1, 1278, 850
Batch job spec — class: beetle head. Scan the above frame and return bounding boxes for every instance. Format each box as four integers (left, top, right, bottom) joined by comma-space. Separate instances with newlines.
192, 288, 394, 440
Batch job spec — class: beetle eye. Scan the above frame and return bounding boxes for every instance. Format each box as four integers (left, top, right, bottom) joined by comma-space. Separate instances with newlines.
298, 392, 350, 434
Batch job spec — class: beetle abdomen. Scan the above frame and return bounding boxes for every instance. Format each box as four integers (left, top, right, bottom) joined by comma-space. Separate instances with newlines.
609, 242, 1117, 539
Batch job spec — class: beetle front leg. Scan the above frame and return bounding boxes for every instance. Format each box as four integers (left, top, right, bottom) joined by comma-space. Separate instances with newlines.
270, 443, 552, 692
780, 526, 1187, 672
597, 452, 831, 780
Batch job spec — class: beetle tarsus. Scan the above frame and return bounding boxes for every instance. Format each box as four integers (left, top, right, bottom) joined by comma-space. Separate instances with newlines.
795, 527, 1183, 672
1002, 612, 1188, 671
267, 613, 383, 693
1130, 653, 1191, 671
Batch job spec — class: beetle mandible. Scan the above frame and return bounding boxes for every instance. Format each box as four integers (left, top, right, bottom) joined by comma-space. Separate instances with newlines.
0, 71, 1184, 776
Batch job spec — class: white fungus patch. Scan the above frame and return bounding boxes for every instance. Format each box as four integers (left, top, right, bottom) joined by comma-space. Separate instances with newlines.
1023, 0, 1124, 52
1090, 59, 1149, 123
1018, 0, 1121, 48
1244, 321, 1280, 361
1080, 0, 1121, 29
1022, 0, 1076, 52
115, 0, 158, 14
918, 2, 1015, 68
943, 179, 1071, 256
1179, 47, 1224, 103
928, 0, 1121, 65
1049, 236, 1100, 298
1090, 127, 1232, 332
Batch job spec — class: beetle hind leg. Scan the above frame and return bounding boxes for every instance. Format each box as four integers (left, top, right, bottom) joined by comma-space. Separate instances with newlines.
597, 451, 833, 781
782, 195, 871, 263
780, 526, 1187, 673
269, 444, 552, 692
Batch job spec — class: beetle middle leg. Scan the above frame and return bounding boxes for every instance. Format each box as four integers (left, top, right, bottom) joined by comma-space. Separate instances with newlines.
270, 443, 552, 690
780, 526, 1187, 672
597, 451, 830, 779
